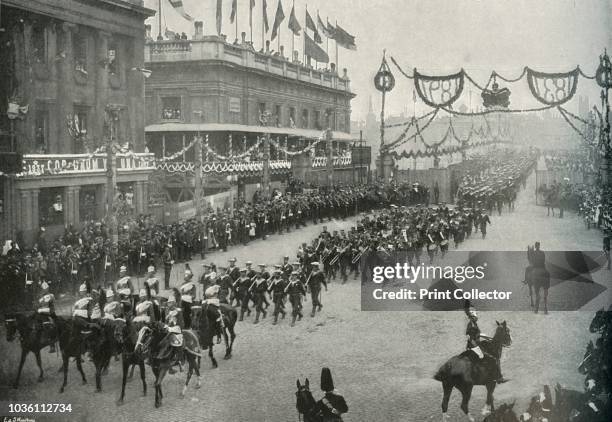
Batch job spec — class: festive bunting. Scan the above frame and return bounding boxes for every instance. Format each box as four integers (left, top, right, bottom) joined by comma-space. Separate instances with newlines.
414, 69, 465, 109
526, 67, 579, 106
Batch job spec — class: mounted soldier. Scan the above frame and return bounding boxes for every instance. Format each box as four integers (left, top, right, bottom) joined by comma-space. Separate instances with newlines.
464, 301, 507, 384
115, 265, 134, 307
318, 367, 349, 421
35, 281, 57, 353
180, 270, 196, 329
144, 266, 160, 298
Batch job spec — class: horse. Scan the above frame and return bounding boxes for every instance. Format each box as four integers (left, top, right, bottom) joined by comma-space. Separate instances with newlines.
85, 317, 123, 392
523, 246, 550, 314
134, 322, 202, 408
113, 317, 147, 405
483, 402, 519, 422
191, 302, 237, 368
4, 312, 59, 388
553, 383, 609, 422
295, 378, 323, 422
56, 316, 90, 393
434, 320, 513, 422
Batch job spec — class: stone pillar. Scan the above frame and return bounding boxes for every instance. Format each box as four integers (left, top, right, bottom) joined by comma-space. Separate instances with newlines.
94, 31, 111, 149
17, 189, 39, 244
134, 181, 148, 215
129, 35, 146, 151
57, 23, 76, 154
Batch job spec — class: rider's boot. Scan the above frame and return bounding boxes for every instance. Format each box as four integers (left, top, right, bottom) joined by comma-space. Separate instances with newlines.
254, 311, 260, 324
239, 309, 245, 322
272, 314, 278, 325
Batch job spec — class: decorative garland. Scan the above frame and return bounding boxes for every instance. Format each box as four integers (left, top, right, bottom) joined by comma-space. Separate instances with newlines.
383, 108, 439, 151
157, 160, 292, 174
557, 106, 598, 147
270, 138, 322, 156
382, 109, 438, 129
204, 135, 262, 161
159, 137, 198, 162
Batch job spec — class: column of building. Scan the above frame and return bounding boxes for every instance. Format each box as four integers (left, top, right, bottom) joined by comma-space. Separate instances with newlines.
134, 181, 148, 215
16, 189, 39, 241
62, 186, 80, 227
57, 23, 76, 154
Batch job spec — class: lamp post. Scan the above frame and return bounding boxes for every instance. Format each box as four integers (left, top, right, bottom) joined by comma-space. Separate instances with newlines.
374, 50, 395, 183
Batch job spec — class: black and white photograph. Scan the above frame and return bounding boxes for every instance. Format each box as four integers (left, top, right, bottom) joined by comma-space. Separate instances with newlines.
0, 0, 611, 420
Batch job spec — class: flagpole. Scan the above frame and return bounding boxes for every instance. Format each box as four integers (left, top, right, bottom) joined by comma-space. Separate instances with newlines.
262, 1, 265, 50
291, 0, 295, 58
304, 4, 307, 65
250, 1, 253, 43
335, 20, 339, 73
158, 0, 162, 39
236, 1, 239, 42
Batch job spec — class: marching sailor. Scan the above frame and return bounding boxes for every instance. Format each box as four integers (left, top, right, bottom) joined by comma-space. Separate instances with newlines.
250, 275, 268, 324
307, 262, 327, 317
285, 271, 306, 327
268, 268, 287, 325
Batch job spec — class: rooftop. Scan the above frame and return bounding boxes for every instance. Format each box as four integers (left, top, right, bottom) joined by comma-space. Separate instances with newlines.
144, 36, 353, 96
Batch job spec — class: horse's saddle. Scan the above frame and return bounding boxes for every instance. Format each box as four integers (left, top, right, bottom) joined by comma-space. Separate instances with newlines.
169, 333, 183, 347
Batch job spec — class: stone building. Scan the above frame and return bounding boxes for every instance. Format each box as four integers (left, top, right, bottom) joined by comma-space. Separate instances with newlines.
144, 23, 360, 204
0, 0, 155, 244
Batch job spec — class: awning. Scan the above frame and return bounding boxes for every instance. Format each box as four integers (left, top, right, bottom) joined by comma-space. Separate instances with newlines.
144, 122, 355, 142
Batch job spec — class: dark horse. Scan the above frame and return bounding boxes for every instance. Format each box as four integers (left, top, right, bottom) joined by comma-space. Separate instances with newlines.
295, 378, 324, 422
135, 322, 202, 408
4, 312, 58, 388
114, 318, 147, 405
523, 245, 550, 314
84, 317, 123, 392
191, 302, 237, 368
434, 321, 512, 422
55, 316, 90, 393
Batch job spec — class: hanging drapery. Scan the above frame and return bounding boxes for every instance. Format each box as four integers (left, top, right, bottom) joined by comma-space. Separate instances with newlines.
526, 67, 579, 106
414, 69, 465, 109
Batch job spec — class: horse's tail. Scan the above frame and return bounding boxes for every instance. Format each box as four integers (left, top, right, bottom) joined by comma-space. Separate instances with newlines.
433, 362, 450, 382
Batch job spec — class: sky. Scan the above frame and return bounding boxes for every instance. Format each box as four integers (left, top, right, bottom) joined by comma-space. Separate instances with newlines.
143, 0, 611, 121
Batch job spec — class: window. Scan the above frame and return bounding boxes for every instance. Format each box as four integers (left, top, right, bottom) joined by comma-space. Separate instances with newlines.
32, 24, 47, 63
74, 106, 88, 137
79, 187, 98, 221
289, 107, 296, 128
161, 97, 181, 120
274, 105, 281, 127
108, 39, 118, 75
258, 102, 266, 116
314, 110, 321, 130
34, 108, 49, 153
302, 109, 309, 129
39, 188, 65, 227
73, 32, 87, 72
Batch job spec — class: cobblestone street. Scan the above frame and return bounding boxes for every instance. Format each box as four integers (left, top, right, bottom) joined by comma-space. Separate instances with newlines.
0, 172, 608, 421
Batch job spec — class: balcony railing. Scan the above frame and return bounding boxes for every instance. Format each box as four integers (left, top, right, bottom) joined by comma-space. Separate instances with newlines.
157, 160, 292, 174
18, 153, 156, 178
312, 155, 353, 168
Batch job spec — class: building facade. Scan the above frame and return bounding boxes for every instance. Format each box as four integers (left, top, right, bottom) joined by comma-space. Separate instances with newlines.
0, 0, 155, 244
143, 24, 359, 204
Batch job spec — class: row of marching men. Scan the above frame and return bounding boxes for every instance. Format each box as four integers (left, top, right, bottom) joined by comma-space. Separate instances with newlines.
197, 257, 328, 327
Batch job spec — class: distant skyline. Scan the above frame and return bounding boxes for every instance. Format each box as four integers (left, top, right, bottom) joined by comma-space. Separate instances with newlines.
145, 0, 611, 121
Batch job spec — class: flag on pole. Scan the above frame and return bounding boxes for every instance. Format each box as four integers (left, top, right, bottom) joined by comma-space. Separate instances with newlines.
288, 4, 301, 35
216, 0, 223, 35
317, 13, 335, 39
263, 0, 269, 32
334, 23, 356, 50
168, 0, 194, 21
306, 10, 322, 43
230, 0, 237, 23
250, 0, 256, 27
271, 0, 285, 41
305, 32, 329, 62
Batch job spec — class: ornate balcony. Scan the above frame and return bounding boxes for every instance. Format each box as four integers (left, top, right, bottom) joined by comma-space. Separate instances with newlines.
156, 160, 292, 175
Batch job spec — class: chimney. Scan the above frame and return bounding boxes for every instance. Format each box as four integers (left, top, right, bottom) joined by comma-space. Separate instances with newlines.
145, 24, 152, 40
193, 21, 204, 40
